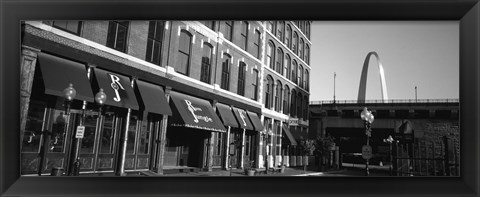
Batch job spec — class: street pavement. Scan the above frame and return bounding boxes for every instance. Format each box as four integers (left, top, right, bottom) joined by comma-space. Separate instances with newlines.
143, 164, 391, 177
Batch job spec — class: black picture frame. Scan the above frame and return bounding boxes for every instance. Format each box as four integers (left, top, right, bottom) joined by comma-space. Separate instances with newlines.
1, 0, 479, 196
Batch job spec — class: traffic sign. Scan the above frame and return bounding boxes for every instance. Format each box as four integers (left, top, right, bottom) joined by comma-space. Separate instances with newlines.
75, 126, 85, 138
362, 145, 373, 159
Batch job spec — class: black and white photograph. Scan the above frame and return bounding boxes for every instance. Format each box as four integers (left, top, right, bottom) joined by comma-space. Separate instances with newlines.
2, 1, 480, 196
19, 20, 460, 177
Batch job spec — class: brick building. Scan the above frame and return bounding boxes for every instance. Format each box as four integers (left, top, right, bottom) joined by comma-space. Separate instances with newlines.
20, 20, 311, 176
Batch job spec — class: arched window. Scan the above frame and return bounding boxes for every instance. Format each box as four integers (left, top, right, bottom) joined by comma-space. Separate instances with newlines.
299, 38, 304, 61
291, 89, 297, 117
299, 65, 304, 88
237, 62, 246, 96
267, 21, 275, 34
277, 21, 285, 42
293, 32, 298, 54
252, 69, 259, 101
286, 24, 292, 49
304, 95, 309, 120
276, 48, 284, 75
285, 54, 291, 80
240, 21, 248, 50
283, 85, 290, 114
306, 22, 311, 39
200, 42, 213, 84
305, 44, 310, 65
297, 93, 303, 119
253, 30, 261, 59
276, 80, 283, 112
299, 21, 305, 34
267, 41, 275, 70
265, 75, 274, 109
292, 60, 298, 84
221, 53, 231, 90
177, 30, 192, 75
305, 70, 309, 91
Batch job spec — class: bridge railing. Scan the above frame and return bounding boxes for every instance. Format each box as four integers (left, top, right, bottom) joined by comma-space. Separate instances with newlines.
310, 99, 459, 105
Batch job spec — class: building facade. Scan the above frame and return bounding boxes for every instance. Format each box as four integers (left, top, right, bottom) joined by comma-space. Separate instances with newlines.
20, 20, 311, 175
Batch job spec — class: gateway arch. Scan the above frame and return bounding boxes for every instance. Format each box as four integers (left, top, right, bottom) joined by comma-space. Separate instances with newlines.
357, 51, 389, 103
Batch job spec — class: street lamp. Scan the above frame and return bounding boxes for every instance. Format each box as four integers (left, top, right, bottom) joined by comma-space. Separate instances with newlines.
63, 83, 77, 115
383, 135, 398, 176
360, 107, 374, 176
95, 88, 107, 115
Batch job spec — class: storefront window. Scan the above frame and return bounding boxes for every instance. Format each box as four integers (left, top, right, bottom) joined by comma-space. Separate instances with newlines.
49, 109, 68, 153
100, 113, 116, 153
80, 113, 98, 154
126, 115, 138, 154
138, 121, 152, 154
216, 132, 223, 156
22, 101, 46, 153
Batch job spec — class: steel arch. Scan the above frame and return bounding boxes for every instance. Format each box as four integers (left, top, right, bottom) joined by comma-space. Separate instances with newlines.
357, 51, 388, 103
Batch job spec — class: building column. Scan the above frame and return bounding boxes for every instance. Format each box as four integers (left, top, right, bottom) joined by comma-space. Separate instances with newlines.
240, 129, 246, 169
268, 118, 274, 168
207, 100, 218, 172
279, 121, 284, 166
156, 86, 171, 175
256, 114, 265, 169
20, 46, 40, 146
224, 126, 231, 170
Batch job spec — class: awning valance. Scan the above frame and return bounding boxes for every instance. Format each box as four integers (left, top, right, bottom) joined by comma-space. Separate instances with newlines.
232, 107, 254, 131
246, 111, 264, 132
282, 126, 298, 146
92, 68, 139, 110
135, 79, 172, 116
169, 91, 226, 132
37, 53, 94, 102
215, 103, 239, 128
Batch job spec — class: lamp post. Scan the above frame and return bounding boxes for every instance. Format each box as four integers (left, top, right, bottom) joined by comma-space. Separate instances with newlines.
63, 84, 79, 176
360, 107, 374, 176
383, 135, 398, 176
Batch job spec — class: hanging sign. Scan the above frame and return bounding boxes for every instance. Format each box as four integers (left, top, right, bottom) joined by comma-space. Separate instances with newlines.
288, 118, 299, 126
75, 125, 85, 138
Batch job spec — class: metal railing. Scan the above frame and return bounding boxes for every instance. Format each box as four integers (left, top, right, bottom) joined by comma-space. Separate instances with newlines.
310, 99, 459, 105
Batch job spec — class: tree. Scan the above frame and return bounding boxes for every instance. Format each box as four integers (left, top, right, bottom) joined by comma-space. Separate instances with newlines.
314, 134, 336, 171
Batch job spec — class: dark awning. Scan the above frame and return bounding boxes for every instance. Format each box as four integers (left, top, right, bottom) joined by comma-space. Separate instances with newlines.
215, 103, 239, 128
169, 91, 226, 132
92, 68, 139, 110
246, 111, 264, 132
232, 107, 254, 131
282, 126, 298, 146
37, 53, 94, 102
135, 79, 172, 116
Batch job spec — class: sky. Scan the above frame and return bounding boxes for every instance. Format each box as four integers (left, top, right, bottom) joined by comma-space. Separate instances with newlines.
309, 21, 459, 102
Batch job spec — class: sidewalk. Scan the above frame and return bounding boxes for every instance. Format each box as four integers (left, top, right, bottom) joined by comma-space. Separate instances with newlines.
151, 166, 345, 177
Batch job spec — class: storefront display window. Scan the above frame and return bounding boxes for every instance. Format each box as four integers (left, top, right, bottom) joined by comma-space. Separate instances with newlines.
22, 101, 46, 153
100, 113, 116, 153
138, 121, 152, 154
80, 113, 99, 154
127, 115, 138, 154
49, 109, 68, 153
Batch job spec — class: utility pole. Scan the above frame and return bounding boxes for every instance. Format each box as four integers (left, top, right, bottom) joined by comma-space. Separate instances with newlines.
333, 72, 336, 104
